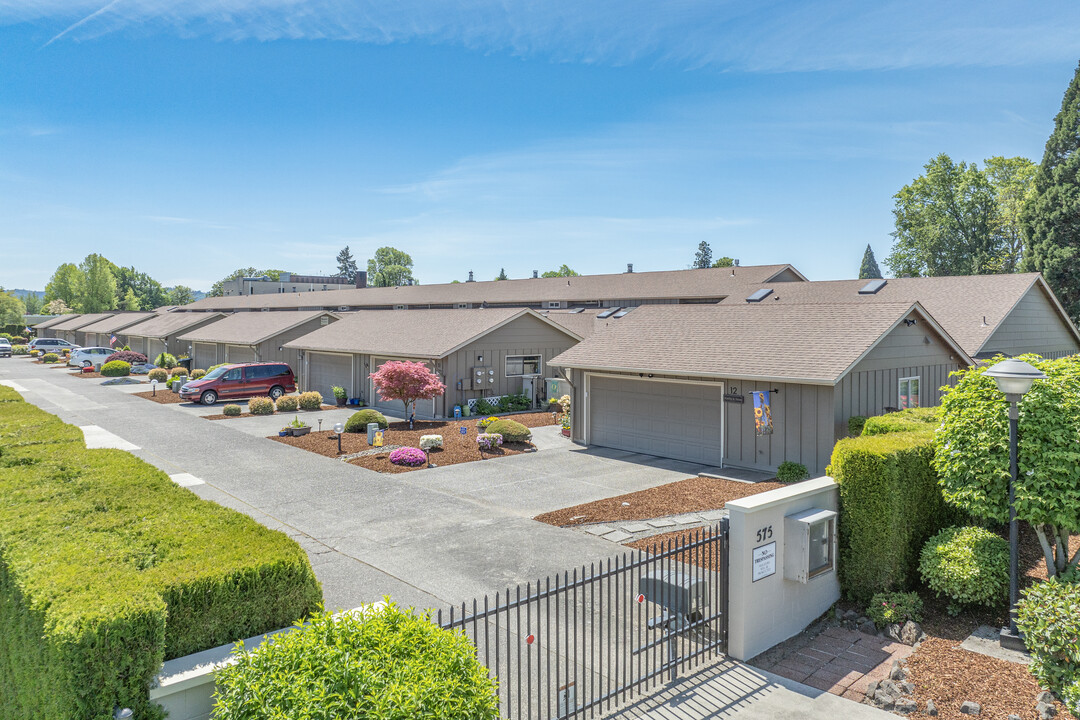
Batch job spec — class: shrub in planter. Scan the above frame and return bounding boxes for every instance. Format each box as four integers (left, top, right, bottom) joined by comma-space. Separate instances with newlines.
191, 369, 206, 379
919, 526, 1008, 613
848, 415, 868, 436
419, 435, 443, 451
222, 404, 243, 417
41, 352, 59, 363
477, 433, 503, 451
248, 397, 275, 415
298, 391, 323, 411
1017, 568, 1080, 702
276, 395, 299, 412
105, 350, 148, 365
154, 352, 178, 369
485, 419, 531, 443
389, 447, 427, 467
866, 591, 923, 628
344, 409, 389, 433
148, 368, 169, 383
29, 349, 39, 357
100, 360, 131, 377
477, 416, 499, 430
214, 603, 499, 720
331, 385, 347, 403
776, 461, 808, 483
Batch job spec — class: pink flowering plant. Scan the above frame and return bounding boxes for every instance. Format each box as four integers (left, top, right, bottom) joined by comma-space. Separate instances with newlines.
477, 433, 503, 451
369, 361, 446, 417
388, 447, 427, 467
865, 591, 922, 627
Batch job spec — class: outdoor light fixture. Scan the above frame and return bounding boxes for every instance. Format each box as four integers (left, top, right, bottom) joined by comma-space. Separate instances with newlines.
114, 708, 133, 720
333, 422, 345, 454
984, 357, 1046, 651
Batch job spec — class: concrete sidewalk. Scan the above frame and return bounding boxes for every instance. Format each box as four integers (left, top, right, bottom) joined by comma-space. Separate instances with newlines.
603, 661, 894, 719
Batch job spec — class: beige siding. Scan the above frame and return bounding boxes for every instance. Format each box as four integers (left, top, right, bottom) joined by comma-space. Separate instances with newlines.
983, 284, 1080, 359
254, 314, 337, 374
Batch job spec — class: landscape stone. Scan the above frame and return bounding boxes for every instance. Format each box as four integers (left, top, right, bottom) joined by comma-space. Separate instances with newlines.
865, 680, 879, 698
1008, 715, 1022, 720
1036, 701, 1057, 720
843, 609, 859, 621
1037, 691, 1055, 705
893, 698, 918, 714
889, 659, 906, 681
619, 523, 651, 533
584, 525, 615, 536
900, 681, 915, 695
835, 608, 844, 621
887, 623, 904, 642
646, 519, 676, 528
873, 691, 896, 710
698, 510, 726, 521
960, 701, 981, 715
927, 699, 938, 716
858, 617, 878, 636
602, 530, 632, 543
901, 620, 927, 645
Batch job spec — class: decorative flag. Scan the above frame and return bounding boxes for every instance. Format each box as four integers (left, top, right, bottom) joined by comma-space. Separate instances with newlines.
753, 391, 774, 436
23, 326, 31, 334
109, 334, 118, 346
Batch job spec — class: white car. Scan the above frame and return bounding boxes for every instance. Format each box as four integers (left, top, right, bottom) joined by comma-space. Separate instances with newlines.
68, 347, 115, 370
0, 338, 10, 358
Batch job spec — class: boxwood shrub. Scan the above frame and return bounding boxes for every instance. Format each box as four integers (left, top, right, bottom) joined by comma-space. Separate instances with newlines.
1017, 570, 1080, 709
101, 360, 131, 377
223, 404, 243, 417
298, 391, 323, 411
148, 367, 169, 383
41, 352, 59, 363
248, 397, 275, 415
484, 418, 531, 443
860, 406, 940, 436
919, 526, 1008, 613
213, 603, 499, 720
776, 461, 808, 483
847, 415, 868, 436
168, 366, 188, 377
275, 395, 299, 412
0, 386, 321, 718
344, 409, 389, 433
191, 368, 207, 379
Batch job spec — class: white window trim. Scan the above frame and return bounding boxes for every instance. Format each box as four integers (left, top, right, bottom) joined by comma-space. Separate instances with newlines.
898, 375, 921, 409
505, 354, 543, 378
394, 304, 407, 310
456, 303, 470, 309
546, 301, 561, 309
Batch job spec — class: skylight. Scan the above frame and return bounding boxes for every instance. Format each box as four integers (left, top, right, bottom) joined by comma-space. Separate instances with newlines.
613, 308, 632, 318
745, 288, 773, 303
858, 279, 888, 295
597, 307, 620, 318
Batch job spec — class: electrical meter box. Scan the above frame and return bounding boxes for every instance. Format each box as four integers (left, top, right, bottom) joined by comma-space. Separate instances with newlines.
783, 508, 837, 584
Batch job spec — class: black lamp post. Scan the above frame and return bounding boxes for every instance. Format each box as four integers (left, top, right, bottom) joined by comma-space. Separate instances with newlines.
983, 358, 1046, 651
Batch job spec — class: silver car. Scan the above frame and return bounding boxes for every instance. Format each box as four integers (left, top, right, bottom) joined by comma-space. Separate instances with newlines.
69, 347, 114, 370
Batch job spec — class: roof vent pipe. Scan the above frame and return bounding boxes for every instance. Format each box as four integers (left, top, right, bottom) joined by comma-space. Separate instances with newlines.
734, 259, 740, 267
467, 271, 474, 283
626, 263, 633, 273
533, 270, 538, 278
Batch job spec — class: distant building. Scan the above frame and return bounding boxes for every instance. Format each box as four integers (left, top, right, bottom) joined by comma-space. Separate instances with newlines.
221, 272, 367, 296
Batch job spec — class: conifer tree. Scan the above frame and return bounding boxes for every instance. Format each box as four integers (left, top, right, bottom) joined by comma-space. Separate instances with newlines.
859, 244, 883, 279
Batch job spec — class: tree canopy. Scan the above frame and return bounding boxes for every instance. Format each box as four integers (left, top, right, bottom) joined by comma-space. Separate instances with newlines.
335, 246, 358, 283
0, 289, 26, 326
168, 285, 196, 306
1021, 61, 1080, 322
366, 247, 416, 287
44, 263, 81, 308
208, 268, 285, 297
114, 265, 167, 311
22, 292, 43, 315
77, 254, 118, 313
369, 361, 446, 418
540, 265, 579, 278
711, 257, 735, 268
495, 268, 508, 281
692, 241, 713, 269
859, 244, 882, 279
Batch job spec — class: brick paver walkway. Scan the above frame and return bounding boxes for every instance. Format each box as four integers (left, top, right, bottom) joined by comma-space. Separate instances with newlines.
750, 625, 914, 701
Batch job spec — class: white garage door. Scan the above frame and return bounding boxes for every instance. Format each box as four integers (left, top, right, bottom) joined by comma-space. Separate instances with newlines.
193, 342, 218, 371
308, 352, 352, 401
226, 345, 256, 364
588, 376, 723, 466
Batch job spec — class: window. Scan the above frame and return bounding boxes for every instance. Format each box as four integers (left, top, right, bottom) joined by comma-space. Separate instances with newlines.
394, 304, 406, 310
546, 301, 561, 309
320, 316, 330, 326
505, 355, 542, 377
224, 368, 241, 381
808, 517, 834, 578
899, 376, 920, 409
456, 303, 470, 309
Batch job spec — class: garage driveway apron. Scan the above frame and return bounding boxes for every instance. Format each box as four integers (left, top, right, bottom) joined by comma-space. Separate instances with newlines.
0, 361, 693, 614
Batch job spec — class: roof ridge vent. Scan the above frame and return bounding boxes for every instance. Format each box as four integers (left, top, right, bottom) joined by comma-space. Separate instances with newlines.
745, 288, 773, 303
858, 279, 888, 294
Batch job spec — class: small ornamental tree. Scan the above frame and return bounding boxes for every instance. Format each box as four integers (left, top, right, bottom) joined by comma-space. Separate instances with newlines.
369, 361, 446, 418
934, 354, 1080, 577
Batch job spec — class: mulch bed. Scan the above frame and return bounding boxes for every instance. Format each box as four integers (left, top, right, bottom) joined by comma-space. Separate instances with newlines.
132, 390, 190, 404
270, 413, 556, 473
203, 405, 337, 420
533, 476, 787, 527
626, 527, 727, 571
906, 637, 1075, 720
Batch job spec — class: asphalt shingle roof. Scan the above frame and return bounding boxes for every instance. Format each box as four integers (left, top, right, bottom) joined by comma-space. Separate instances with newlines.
122, 312, 227, 339
178, 311, 334, 345
76, 312, 157, 334
33, 314, 78, 330
48, 313, 116, 331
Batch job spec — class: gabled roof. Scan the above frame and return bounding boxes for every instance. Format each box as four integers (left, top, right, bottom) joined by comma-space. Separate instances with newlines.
33, 314, 78, 330
76, 312, 157, 334
284, 308, 581, 359
122, 312, 228, 339
48, 313, 116, 331
181, 264, 805, 312
549, 302, 971, 385
719, 273, 1080, 356
178, 311, 339, 345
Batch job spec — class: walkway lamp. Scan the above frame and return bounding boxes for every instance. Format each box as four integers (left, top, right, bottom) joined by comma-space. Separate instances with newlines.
983, 358, 1046, 650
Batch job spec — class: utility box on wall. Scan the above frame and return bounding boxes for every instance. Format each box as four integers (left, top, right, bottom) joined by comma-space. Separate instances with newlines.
783, 508, 837, 584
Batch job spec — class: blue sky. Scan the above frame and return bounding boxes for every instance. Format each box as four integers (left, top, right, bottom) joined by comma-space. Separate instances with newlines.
2, 2, 1079, 292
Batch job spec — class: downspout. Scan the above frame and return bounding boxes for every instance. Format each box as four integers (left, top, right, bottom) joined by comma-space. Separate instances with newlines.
251, 345, 260, 362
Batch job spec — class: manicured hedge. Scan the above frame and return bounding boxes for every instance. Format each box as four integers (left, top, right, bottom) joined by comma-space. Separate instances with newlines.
484, 418, 532, 443
860, 406, 940, 436
0, 386, 322, 718
828, 411, 960, 604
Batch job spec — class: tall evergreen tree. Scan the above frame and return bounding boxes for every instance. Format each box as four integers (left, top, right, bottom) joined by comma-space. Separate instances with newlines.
1021, 62, 1080, 321
693, 241, 713, 269
335, 246, 358, 283
23, 292, 43, 315
495, 268, 509, 281
859, 244, 883, 279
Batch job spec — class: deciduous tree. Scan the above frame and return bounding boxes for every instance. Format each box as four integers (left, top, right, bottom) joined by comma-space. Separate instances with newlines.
43, 298, 73, 315
711, 257, 735, 268
369, 361, 446, 419
859, 244, 882, 279
77, 254, 118, 313
984, 156, 1036, 273
22, 292, 43, 315
168, 285, 196, 306
44, 263, 82, 308
114, 266, 167, 310
540, 265, 579, 278
367, 247, 415, 287
0, 288, 26, 326
120, 288, 140, 311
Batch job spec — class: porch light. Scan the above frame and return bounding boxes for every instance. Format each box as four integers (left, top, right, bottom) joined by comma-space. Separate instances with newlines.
984, 358, 1046, 398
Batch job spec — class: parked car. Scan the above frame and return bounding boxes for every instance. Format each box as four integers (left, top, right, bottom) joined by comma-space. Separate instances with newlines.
179, 362, 296, 405
0, 338, 10, 358
68, 347, 115, 370
28, 338, 78, 352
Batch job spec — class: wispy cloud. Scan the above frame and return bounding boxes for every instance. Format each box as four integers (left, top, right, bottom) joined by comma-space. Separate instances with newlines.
5, 0, 1079, 72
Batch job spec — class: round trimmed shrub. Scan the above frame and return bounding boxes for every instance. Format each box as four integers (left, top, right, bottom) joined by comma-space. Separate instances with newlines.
213, 603, 499, 720
148, 368, 168, 383
105, 350, 147, 365
776, 461, 808, 483
100, 360, 131, 377
485, 419, 531, 443
275, 395, 299, 412
154, 352, 178, 369
41, 352, 59, 363
222, 404, 242, 417
919, 526, 1008, 612
344, 409, 389, 433
847, 415, 868, 436
169, 366, 188, 377
248, 397, 275, 416
298, 391, 323, 411
191, 369, 206, 379
389, 447, 427, 467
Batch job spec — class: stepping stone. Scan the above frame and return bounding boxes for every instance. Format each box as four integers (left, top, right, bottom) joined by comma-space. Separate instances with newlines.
603, 530, 632, 543
673, 514, 701, 524
620, 522, 651, 533
584, 525, 615, 536
646, 519, 676, 528
699, 510, 727, 521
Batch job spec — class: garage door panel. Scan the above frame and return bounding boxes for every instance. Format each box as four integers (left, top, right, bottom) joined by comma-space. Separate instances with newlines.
193, 343, 217, 370
589, 376, 722, 466
226, 345, 256, 364
308, 353, 352, 402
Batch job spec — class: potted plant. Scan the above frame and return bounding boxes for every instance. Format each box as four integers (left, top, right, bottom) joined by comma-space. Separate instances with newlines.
332, 386, 347, 407
560, 416, 571, 437
281, 415, 311, 437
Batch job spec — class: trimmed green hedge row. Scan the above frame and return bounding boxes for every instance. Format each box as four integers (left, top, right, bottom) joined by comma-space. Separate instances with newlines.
0, 385, 322, 719
828, 408, 960, 604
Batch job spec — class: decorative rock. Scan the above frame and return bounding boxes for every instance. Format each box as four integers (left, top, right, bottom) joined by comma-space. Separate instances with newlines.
1036, 701, 1057, 720
1037, 691, 1055, 705
873, 690, 896, 710
1008, 715, 1022, 720
887, 623, 904, 642
901, 620, 927, 646
843, 609, 859, 621
960, 701, 981, 715
900, 681, 915, 695
858, 618, 878, 636
865, 680, 880, 699
926, 699, 938, 716
893, 698, 918, 714
889, 660, 906, 681
834, 608, 844, 621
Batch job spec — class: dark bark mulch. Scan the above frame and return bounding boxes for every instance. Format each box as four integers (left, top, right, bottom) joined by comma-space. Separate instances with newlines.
534, 476, 786, 527
132, 390, 191, 405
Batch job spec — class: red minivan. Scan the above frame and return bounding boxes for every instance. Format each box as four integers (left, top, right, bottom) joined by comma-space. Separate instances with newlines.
179, 362, 296, 405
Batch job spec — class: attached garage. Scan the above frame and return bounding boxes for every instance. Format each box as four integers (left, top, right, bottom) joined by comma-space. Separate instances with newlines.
588, 376, 724, 466
307, 352, 352, 402
192, 342, 219, 370
122, 312, 228, 360
225, 345, 256, 364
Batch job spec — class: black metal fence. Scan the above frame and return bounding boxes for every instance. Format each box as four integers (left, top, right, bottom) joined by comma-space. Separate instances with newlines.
438, 520, 729, 719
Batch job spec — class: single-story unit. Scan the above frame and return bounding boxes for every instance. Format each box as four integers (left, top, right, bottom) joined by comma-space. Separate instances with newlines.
32, 314, 78, 338
46, 313, 117, 346
75, 312, 157, 349
549, 301, 973, 476
177, 310, 340, 374
121, 312, 228, 360
284, 308, 582, 418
